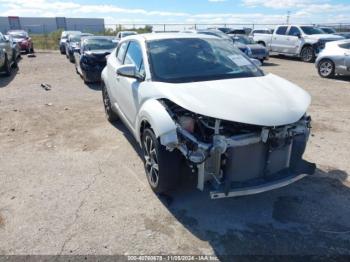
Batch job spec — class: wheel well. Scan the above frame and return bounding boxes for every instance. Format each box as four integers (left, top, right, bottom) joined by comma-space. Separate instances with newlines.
258, 41, 266, 46
301, 44, 313, 53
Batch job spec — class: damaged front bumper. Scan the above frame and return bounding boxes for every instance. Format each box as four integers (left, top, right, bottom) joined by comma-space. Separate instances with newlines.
160, 106, 316, 199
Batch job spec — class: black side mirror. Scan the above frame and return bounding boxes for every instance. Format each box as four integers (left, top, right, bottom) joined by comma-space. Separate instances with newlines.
296, 33, 302, 38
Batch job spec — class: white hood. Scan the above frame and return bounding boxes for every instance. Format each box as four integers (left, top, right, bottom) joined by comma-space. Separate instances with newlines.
151, 73, 311, 127
304, 34, 344, 41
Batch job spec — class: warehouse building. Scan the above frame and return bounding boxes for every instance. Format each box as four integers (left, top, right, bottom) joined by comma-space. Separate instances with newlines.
0, 16, 105, 34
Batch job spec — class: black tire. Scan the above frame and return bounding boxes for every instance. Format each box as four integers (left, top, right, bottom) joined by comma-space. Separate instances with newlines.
318, 59, 335, 78
3, 56, 11, 76
141, 128, 182, 193
300, 46, 315, 63
69, 54, 75, 63
259, 58, 265, 64
258, 41, 266, 47
12, 57, 18, 69
102, 82, 118, 122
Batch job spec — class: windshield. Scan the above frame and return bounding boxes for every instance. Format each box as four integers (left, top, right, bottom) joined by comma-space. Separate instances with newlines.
147, 38, 263, 83
300, 26, 324, 35
122, 32, 137, 37
8, 32, 27, 39
232, 36, 255, 45
69, 35, 82, 42
321, 28, 336, 34
83, 38, 117, 51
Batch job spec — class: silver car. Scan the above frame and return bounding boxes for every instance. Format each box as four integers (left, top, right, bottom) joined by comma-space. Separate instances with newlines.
315, 40, 350, 78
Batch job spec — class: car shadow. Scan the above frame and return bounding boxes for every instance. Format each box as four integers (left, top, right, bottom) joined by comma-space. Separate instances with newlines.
261, 61, 279, 67
333, 75, 350, 82
85, 82, 102, 91
157, 168, 350, 258
0, 67, 19, 88
109, 121, 350, 258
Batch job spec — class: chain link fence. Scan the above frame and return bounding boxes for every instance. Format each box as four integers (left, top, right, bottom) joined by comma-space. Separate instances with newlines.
6, 22, 349, 50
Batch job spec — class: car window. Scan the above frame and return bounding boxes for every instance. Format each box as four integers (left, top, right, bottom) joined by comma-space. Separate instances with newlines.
124, 41, 143, 72
339, 43, 350, 49
276, 26, 288, 35
288, 26, 301, 36
116, 42, 128, 62
300, 26, 324, 35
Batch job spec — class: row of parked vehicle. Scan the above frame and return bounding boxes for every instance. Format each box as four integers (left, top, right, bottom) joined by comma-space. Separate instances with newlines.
0, 29, 34, 77
217, 25, 350, 78
59, 30, 138, 83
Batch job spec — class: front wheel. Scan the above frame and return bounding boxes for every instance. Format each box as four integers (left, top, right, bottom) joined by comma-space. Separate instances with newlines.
141, 128, 182, 193
300, 46, 315, 62
3, 56, 11, 76
318, 59, 335, 78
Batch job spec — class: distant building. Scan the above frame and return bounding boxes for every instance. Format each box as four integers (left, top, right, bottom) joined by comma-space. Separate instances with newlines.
0, 16, 105, 34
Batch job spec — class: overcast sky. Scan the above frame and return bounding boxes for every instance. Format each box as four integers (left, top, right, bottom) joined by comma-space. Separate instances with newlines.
0, 0, 349, 25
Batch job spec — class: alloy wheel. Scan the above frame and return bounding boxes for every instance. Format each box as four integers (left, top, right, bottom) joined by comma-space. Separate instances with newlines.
143, 135, 159, 188
319, 61, 333, 77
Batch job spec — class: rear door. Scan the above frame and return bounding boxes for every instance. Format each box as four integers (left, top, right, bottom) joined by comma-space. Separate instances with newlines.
271, 26, 288, 53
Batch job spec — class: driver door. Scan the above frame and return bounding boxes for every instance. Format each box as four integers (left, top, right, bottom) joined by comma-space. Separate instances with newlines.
115, 41, 144, 126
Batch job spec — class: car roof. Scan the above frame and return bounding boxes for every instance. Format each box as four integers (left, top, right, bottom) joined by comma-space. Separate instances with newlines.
125, 33, 219, 42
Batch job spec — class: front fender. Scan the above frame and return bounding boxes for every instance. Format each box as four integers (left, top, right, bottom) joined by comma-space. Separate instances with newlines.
135, 99, 178, 145
101, 67, 108, 84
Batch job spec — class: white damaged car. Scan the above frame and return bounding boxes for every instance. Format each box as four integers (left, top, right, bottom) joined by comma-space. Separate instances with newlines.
101, 34, 316, 199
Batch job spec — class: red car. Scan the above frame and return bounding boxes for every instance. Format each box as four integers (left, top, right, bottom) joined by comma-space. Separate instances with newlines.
7, 30, 34, 54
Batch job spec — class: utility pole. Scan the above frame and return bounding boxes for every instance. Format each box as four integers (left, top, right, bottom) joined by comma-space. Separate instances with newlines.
286, 11, 291, 24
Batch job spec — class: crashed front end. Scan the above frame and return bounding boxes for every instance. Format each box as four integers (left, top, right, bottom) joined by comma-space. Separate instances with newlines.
160, 99, 316, 199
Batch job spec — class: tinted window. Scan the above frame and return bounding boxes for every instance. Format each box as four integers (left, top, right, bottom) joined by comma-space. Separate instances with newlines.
117, 42, 128, 62
147, 38, 263, 83
339, 43, 350, 49
124, 41, 143, 71
83, 38, 117, 51
288, 26, 301, 36
276, 26, 288, 35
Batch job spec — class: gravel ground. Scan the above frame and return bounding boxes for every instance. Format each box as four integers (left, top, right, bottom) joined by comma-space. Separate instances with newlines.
0, 53, 350, 257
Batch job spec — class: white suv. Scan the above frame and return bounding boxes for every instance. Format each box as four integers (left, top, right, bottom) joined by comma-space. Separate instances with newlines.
101, 33, 315, 199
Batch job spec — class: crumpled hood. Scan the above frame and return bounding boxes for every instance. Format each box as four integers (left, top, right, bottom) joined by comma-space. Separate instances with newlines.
150, 73, 311, 126
304, 34, 344, 41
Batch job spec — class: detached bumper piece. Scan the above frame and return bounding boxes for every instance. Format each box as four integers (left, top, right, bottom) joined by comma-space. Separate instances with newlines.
210, 160, 315, 199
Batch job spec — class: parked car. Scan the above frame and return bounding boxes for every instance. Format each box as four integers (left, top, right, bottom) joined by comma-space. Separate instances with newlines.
0, 32, 17, 76
213, 27, 232, 34
101, 33, 315, 198
116, 31, 137, 40
59, 30, 81, 54
7, 30, 34, 54
65, 33, 93, 62
182, 29, 253, 58
228, 29, 247, 35
335, 32, 350, 39
319, 27, 337, 34
74, 36, 118, 83
253, 25, 344, 62
315, 40, 350, 78
4, 34, 21, 60
230, 34, 269, 63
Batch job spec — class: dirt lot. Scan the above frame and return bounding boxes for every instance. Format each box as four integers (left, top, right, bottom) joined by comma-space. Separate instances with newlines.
0, 52, 350, 257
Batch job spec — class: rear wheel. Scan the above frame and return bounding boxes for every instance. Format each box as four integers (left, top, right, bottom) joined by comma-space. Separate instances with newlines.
102, 82, 118, 122
300, 46, 315, 62
318, 59, 335, 78
141, 128, 182, 193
